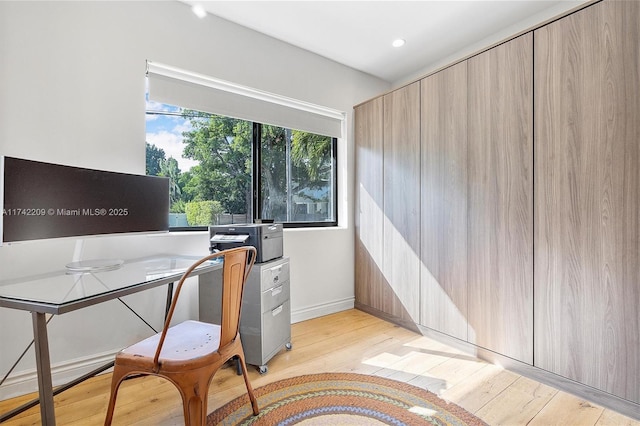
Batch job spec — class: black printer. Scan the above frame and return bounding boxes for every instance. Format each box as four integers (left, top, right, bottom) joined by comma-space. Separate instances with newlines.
209, 223, 283, 264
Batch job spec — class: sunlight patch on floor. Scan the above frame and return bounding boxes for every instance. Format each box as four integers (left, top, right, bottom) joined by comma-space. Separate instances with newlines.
361, 352, 403, 368
409, 405, 438, 417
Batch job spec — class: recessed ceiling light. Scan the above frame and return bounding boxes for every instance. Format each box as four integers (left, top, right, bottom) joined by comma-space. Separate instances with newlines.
191, 4, 207, 19
392, 39, 406, 48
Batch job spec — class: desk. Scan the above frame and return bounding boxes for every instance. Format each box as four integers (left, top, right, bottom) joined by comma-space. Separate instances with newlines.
0, 254, 220, 425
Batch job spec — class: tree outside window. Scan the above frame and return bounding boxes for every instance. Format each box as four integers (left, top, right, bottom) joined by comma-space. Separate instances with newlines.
146, 104, 336, 228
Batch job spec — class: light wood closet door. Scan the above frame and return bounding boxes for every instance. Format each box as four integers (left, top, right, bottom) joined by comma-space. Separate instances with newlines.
420, 61, 468, 340
354, 98, 385, 311
467, 33, 534, 363
534, 0, 640, 403
383, 82, 421, 322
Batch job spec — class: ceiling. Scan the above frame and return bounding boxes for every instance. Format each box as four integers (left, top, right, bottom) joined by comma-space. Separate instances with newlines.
180, 1, 587, 83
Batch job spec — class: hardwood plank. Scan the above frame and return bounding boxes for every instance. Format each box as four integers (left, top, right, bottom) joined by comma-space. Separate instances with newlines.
382, 82, 421, 322
467, 32, 534, 364
474, 376, 557, 425
420, 61, 468, 340
596, 409, 640, 426
533, 0, 640, 403
1, 310, 638, 425
440, 364, 520, 414
418, 355, 488, 396
529, 392, 605, 426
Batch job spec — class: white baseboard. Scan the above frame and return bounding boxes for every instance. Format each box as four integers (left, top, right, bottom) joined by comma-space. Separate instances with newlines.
0, 350, 117, 401
1, 300, 355, 402
290, 297, 354, 324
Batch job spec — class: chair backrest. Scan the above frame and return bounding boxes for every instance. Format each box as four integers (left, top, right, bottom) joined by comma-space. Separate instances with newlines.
153, 246, 256, 366
219, 247, 255, 347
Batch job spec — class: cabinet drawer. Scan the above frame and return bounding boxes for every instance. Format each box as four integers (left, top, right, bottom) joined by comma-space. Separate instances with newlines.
261, 300, 291, 358
261, 280, 290, 313
260, 260, 290, 291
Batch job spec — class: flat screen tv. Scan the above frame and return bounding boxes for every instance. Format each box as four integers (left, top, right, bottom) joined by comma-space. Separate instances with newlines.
0, 156, 170, 246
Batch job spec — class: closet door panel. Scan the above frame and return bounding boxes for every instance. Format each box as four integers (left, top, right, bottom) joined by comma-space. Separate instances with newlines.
467, 33, 534, 363
383, 82, 421, 322
420, 62, 468, 340
354, 98, 385, 311
534, 0, 640, 402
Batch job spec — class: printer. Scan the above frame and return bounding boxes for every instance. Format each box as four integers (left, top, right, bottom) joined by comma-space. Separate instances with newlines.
209, 223, 283, 264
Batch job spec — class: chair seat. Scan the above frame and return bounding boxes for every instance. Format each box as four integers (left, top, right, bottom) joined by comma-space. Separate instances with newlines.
104, 248, 259, 426
120, 320, 222, 364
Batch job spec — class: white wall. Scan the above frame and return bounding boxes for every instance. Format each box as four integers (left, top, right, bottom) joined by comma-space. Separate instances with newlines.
0, 1, 390, 398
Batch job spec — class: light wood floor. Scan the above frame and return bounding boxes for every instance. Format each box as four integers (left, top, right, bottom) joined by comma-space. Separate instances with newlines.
1, 309, 638, 425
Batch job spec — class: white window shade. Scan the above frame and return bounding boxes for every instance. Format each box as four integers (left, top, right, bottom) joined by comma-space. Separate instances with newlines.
147, 62, 344, 139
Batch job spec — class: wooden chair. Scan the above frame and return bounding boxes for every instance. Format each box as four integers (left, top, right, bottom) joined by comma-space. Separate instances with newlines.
104, 247, 260, 426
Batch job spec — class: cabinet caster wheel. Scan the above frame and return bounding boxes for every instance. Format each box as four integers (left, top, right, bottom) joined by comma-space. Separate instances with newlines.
258, 365, 268, 375
285, 342, 292, 351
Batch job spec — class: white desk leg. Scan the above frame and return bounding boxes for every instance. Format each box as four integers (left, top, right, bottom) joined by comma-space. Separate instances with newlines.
32, 312, 56, 425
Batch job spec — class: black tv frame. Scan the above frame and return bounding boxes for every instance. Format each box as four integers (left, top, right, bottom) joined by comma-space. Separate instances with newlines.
1, 156, 170, 246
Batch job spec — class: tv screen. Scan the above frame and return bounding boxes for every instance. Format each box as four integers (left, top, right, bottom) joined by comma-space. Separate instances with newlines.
1, 156, 170, 244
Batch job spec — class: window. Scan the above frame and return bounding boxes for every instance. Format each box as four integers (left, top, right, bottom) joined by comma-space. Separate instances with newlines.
144, 62, 343, 229
258, 125, 336, 224
145, 103, 337, 229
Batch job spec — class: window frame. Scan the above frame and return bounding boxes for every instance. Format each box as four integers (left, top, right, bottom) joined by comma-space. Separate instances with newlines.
148, 112, 339, 231
253, 123, 338, 229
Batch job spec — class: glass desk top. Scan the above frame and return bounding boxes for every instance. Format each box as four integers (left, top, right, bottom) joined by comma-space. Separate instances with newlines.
0, 254, 221, 314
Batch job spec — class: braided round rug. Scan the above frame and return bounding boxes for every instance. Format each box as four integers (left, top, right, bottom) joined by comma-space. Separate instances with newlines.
207, 372, 487, 426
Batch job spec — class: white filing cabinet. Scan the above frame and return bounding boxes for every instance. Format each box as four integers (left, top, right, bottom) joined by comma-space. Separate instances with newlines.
199, 257, 291, 374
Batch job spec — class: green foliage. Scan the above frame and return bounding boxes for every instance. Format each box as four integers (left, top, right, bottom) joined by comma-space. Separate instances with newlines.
259, 126, 333, 220
291, 131, 332, 182
260, 125, 288, 219
181, 112, 252, 214
185, 200, 223, 226
157, 157, 182, 205
178, 171, 194, 203
169, 200, 186, 213
146, 142, 166, 175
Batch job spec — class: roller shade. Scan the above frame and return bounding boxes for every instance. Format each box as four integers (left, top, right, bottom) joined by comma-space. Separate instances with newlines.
147, 62, 344, 139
